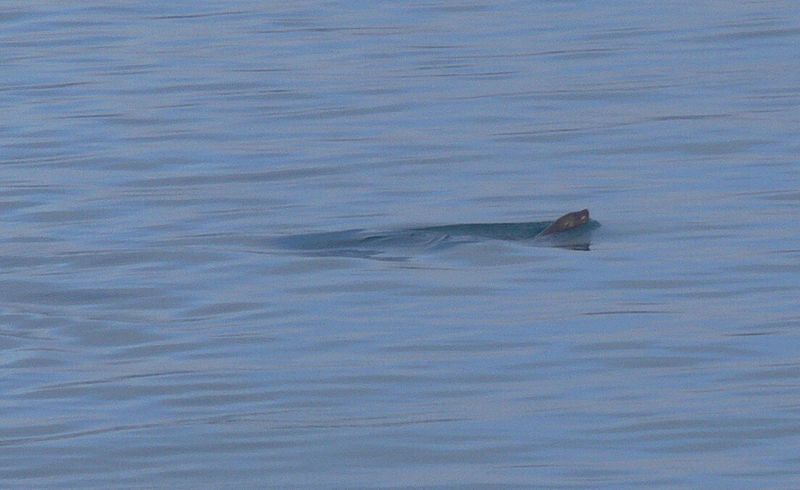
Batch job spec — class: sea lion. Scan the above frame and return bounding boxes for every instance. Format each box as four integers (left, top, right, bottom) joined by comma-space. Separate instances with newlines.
275, 209, 596, 258
536, 209, 590, 237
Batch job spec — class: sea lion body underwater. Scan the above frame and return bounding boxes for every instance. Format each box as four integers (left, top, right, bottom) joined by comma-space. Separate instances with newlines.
275, 209, 597, 256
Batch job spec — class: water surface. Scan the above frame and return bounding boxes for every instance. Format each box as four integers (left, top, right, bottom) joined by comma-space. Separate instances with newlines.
1, 1, 799, 488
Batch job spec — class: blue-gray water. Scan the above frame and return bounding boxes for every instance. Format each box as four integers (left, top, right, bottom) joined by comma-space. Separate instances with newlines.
2, 1, 799, 488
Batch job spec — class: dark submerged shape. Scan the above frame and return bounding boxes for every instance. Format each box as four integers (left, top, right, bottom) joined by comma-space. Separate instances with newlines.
536, 209, 590, 237
274, 209, 598, 259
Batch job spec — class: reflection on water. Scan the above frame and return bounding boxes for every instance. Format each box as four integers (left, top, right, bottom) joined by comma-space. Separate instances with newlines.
1, 1, 799, 488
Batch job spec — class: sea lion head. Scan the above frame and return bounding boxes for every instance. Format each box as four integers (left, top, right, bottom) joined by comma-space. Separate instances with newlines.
539, 209, 590, 236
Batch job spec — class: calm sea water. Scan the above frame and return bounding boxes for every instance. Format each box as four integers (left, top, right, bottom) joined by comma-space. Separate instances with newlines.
2, 1, 799, 488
